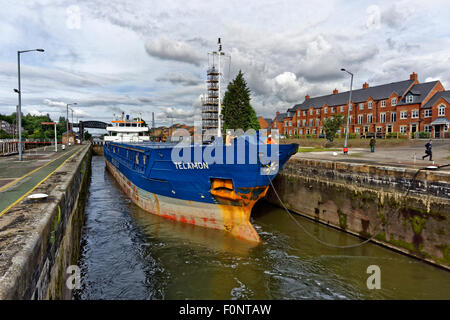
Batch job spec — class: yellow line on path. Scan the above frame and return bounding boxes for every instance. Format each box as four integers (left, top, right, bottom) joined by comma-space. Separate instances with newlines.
0, 146, 85, 218
0, 148, 75, 192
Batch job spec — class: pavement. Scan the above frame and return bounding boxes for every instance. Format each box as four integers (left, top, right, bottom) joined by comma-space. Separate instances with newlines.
293, 139, 450, 170
0, 145, 83, 217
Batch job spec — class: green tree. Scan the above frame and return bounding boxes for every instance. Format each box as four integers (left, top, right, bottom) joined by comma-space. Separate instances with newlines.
323, 115, 345, 142
84, 130, 92, 141
222, 70, 260, 132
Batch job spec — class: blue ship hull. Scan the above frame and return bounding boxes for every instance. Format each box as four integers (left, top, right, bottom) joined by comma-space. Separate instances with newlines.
104, 136, 298, 242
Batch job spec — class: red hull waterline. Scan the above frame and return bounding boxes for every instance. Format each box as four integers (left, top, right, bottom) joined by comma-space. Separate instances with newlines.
105, 160, 268, 243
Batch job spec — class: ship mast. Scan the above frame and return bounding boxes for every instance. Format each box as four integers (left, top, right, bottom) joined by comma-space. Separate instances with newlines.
217, 38, 223, 138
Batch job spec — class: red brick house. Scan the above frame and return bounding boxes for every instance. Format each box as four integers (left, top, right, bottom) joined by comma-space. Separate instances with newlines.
270, 111, 286, 135
273, 72, 448, 138
257, 116, 273, 130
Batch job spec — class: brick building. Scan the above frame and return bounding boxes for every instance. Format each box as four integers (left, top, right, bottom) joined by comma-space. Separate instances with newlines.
257, 116, 273, 130
270, 72, 449, 138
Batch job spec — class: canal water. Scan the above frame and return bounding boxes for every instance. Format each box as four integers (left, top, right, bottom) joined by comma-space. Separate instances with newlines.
73, 156, 450, 300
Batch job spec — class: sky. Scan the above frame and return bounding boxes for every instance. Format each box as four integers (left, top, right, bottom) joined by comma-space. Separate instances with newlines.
1, 0, 450, 127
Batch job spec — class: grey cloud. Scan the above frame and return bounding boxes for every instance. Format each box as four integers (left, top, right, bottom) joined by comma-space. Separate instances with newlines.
156, 73, 202, 86
144, 37, 204, 66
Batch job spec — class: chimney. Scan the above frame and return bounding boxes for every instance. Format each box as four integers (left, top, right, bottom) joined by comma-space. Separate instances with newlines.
333, 88, 338, 95
276, 111, 280, 116
410, 72, 418, 82
362, 82, 369, 89
305, 94, 310, 100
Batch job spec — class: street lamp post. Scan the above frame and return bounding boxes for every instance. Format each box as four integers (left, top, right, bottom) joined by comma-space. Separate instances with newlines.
16, 49, 44, 161
341, 68, 353, 155
66, 103, 77, 146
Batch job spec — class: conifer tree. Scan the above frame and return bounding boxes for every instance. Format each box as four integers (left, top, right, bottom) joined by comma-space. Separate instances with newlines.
222, 70, 260, 132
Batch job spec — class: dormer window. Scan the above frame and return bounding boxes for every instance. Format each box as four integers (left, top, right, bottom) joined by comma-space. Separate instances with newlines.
310, 109, 313, 115
439, 105, 446, 116
391, 98, 397, 106
406, 95, 413, 103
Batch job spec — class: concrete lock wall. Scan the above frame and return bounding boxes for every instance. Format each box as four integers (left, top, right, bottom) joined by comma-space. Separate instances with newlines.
0, 144, 91, 299
266, 158, 450, 270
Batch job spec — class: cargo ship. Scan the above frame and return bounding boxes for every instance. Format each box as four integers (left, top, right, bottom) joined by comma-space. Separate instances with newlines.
103, 40, 298, 242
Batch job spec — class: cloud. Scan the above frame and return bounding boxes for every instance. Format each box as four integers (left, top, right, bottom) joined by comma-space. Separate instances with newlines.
366, 5, 381, 30
43, 99, 67, 107
144, 37, 204, 66
156, 72, 202, 86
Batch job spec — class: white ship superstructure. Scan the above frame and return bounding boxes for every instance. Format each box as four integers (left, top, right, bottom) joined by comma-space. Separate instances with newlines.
104, 112, 149, 143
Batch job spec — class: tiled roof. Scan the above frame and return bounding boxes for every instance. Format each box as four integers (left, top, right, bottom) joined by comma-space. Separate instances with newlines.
421, 90, 450, 109
264, 118, 273, 126
275, 113, 286, 122
398, 81, 440, 106
430, 117, 450, 125
290, 79, 415, 111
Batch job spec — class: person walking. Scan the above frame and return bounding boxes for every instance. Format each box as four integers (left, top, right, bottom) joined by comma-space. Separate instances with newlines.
422, 139, 433, 161
369, 137, 376, 153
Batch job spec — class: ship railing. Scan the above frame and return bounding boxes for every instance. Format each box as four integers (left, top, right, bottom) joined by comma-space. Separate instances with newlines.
201, 98, 219, 105
202, 113, 218, 120
207, 76, 219, 82
207, 68, 219, 75
202, 106, 218, 112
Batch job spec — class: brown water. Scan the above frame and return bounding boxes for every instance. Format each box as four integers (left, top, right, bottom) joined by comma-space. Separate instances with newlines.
73, 156, 450, 299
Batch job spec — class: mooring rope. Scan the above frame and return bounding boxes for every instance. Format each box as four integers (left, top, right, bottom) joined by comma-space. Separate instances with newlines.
268, 162, 449, 249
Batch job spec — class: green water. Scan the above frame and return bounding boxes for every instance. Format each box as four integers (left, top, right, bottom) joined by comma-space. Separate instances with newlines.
74, 156, 450, 299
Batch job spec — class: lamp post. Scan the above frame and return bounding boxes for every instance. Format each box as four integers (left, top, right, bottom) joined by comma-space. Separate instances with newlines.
66, 103, 77, 146
341, 68, 353, 155
16, 49, 45, 161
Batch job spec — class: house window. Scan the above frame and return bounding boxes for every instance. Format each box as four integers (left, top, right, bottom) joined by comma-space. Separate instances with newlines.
303, 111, 306, 116
411, 110, 419, 118
340, 106, 344, 112
274, 122, 277, 128
406, 95, 413, 103
438, 105, 445, 116
368, 101, 373, 109
380, 113, 386, 123
284, 121, 287, 126
289, 130, 292, 135
316, 119, 320, 126
316, 109, 320, 115
297, 120, 300, 127
391, 112, 397, 122
367, 114, 373, 123
289, 121, 292, 126
302, 120, 306, 126
400, 111, 407, 119
359, 103, 364, 110
300, 129, 303, 135
400, 126, 407, 133
381, 100, 386, 107
310, 109, 313, 115
391, 98, 397, 106
331, 107, 335, 113
424, 109, 432, 117
358, 114, 363, 124
297, 110, 300, 116
309, 119, 313, 126
324, 107, 328, 114
424, 125, 431, 132
355, 127, 360, 133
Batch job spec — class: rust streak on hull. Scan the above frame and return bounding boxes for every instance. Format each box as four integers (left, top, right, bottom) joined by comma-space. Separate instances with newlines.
105, 160, 264, 243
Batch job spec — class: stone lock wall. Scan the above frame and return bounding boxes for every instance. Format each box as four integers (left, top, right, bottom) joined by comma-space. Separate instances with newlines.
0, 144, 91, 299
266, 158, 450, 270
